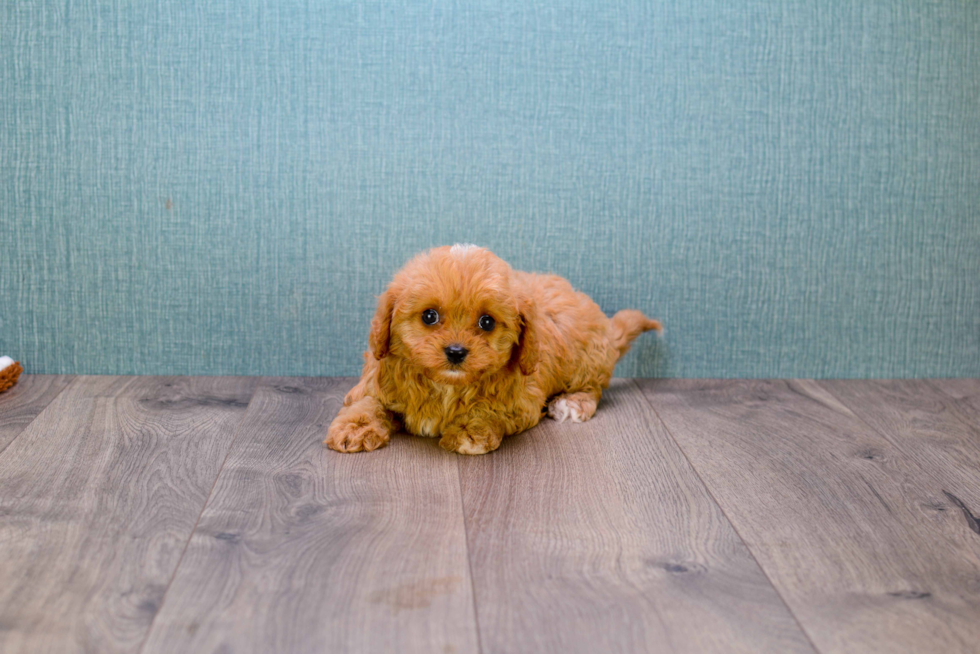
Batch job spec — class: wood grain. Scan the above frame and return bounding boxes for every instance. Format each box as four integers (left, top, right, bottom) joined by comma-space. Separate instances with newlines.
458, 379, 816, 654
0, 375, 256, 654
821, 379, 980, 511
930, 379, 980, 534
638, 379, 980, 654
928, 378, 980, 429
0, 374, 73, 453
141, 377, 480, 654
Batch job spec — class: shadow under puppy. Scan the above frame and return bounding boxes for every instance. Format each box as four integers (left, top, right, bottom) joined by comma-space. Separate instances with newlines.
326, 244, 661, 455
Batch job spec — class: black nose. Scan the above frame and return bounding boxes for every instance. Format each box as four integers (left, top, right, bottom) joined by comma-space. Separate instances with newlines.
444, 344, 468, 364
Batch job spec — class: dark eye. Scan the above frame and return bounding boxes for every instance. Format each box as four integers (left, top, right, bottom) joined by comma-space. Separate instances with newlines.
421, 309, 439, 325
478, 315, 495, 331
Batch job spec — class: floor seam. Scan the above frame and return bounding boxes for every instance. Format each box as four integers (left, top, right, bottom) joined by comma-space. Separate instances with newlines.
0, 375, 78, 459
818, 378, 980, 516
630, 378, 825, 654
134, 377, 263, 654
815, 379, 903, 446
921, 378, 980, 439
455, 456, 486, 654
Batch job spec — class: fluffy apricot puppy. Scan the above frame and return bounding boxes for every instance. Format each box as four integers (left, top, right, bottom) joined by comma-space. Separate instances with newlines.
325, 244, 661, 455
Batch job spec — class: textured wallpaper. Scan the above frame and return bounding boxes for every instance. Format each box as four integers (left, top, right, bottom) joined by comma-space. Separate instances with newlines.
1, 1, 978, 378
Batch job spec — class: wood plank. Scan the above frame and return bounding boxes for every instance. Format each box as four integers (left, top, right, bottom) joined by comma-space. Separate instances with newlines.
0, 375, 257, 654
821, 379, 980, 510
141, 377, 480, 654
928, 378, 980, 428
638, 379, 980, 654
0, 374, 74, 453
458, 379, 816, 654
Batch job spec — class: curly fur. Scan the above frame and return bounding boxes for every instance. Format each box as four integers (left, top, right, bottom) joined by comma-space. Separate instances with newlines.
325, 245, 661, 455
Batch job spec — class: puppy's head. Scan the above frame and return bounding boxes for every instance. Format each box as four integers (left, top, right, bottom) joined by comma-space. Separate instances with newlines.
369, 244, 538, 385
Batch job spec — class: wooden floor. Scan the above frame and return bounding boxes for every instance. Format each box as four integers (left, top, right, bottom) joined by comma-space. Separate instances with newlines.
1, 376, 979, 653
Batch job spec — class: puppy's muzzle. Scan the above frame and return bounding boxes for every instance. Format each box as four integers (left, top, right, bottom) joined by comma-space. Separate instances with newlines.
444, 344, 468, 365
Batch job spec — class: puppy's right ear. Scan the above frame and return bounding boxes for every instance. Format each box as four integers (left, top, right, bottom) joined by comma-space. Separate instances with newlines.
368, 289, 397, 360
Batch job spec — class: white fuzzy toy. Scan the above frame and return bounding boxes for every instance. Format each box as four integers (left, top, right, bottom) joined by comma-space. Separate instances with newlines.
0, 356, 23, 393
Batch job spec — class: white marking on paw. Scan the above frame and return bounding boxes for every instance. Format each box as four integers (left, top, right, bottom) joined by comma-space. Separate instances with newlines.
456, 439, 489, 455
548, 398, 570, 422
548, 397, 588, 423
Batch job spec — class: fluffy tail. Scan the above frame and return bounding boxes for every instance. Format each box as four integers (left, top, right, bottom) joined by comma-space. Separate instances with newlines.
610, 310, 662, 359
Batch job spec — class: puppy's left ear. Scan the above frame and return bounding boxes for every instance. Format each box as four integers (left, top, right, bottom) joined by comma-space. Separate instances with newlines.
368, 288, 397, 360
516, 295, 540, 376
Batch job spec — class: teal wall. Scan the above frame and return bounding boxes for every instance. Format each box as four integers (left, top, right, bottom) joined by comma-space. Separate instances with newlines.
2, 1, 978, 378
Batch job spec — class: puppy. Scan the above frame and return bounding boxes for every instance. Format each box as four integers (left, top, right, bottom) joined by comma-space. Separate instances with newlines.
325, 244, 661, 455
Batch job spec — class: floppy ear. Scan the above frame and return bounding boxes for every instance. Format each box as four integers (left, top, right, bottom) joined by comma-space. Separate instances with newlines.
516, 295, 540, 375
368, 288, 397, 360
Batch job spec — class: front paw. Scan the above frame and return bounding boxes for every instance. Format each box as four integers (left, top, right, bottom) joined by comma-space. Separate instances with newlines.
325, 411, 391, 453
547, 392, 598, 423
439, 423, 501, 455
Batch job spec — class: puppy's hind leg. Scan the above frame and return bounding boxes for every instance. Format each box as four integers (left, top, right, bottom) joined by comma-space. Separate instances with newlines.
547, 390, 600, 423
